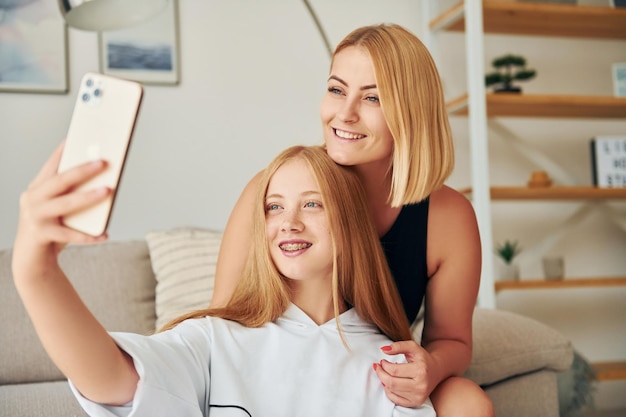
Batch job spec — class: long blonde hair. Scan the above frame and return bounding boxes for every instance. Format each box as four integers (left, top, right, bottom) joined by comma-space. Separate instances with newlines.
332, 23, 454, 206
161, 146, 412, 342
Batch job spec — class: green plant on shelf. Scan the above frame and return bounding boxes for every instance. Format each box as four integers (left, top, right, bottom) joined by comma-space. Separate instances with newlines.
494, 240, 522, 265
485, 54, 536, 93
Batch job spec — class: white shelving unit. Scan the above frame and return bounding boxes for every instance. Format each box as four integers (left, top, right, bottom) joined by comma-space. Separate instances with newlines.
422, 0, 626, 383
421, 0, 495, 309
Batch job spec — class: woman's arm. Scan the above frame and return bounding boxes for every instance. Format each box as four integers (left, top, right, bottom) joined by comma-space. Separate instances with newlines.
12, 142, 139, 405
210, 171, 263, 307
374, 185, 481, 406
421, 185, 480, 378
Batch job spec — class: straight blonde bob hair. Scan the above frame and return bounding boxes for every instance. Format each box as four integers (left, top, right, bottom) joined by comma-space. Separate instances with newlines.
332, 23, 455, 206
161, 146, 412, 342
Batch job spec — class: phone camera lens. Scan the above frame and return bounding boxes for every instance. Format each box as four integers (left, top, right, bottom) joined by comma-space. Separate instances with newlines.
82, 93, 90, 102
86, 79, 93, 87
93, 88, 101, 97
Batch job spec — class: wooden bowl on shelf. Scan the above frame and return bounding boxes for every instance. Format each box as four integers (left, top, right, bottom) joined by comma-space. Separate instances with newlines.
527, 170, 552, 188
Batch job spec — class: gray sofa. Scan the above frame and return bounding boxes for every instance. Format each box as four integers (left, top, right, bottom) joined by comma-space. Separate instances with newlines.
0, 231, 574, 417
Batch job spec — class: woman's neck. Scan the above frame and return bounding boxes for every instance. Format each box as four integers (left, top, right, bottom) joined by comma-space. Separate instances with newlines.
353, 160, 400, 237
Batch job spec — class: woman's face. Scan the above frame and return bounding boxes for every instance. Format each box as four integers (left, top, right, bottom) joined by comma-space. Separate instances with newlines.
265, 159, 333, 284
320, 46, 394, 168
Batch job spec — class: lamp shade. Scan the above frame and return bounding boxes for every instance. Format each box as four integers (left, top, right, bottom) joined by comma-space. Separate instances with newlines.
58, 0, 169, 31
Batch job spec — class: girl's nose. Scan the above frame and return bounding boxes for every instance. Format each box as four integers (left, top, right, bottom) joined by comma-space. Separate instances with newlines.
281, 210, 304, 232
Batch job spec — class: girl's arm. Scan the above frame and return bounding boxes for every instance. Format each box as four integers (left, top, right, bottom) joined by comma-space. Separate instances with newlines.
12, 142, 139, 405
209, 171, 263, 307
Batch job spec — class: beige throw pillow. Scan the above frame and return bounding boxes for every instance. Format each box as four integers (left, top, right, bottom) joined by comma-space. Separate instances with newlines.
146, 227, 222, 330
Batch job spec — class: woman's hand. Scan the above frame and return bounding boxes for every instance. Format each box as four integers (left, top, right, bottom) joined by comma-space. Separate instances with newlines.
373, 340, 440, 408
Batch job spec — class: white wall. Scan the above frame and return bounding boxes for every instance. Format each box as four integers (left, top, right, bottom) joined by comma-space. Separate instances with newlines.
1, 0, 624, 410
0, 0, 422, 249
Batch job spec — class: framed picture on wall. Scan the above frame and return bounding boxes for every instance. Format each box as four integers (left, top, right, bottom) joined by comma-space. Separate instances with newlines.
98, 0, 180, 85
0, 1, 68, 94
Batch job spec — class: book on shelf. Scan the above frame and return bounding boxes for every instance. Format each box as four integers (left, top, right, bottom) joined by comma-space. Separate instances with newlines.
614, 62, 626, 97
590, 136, 626, 187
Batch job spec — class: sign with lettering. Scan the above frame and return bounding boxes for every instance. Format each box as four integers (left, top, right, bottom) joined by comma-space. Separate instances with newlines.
591, 136, 626, 187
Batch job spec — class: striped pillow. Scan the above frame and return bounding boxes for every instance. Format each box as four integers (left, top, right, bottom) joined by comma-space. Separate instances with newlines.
145, 227, 222, 330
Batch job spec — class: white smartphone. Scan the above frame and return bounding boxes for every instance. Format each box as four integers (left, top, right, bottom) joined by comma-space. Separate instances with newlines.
57, 72, 143, 237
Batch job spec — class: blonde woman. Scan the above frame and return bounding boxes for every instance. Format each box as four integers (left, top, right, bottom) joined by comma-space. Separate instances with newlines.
13, 144, 435, 416
212, 24, 493, 416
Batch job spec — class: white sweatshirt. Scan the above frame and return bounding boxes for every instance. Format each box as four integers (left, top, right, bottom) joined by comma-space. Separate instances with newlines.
70, 304, 435, 417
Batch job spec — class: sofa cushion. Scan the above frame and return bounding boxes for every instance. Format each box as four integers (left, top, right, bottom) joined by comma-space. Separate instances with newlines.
465, 308, 573, 386
485, 369, 560, 417
146, 227, 222, 330
0, 249, 62, 383
0, 380, 87, 417
411, 307, 573, 387
0, 241, 156, 385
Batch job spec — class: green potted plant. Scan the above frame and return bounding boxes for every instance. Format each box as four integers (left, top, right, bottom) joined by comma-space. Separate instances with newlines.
494, 240, 522, 281
485, 54, 536, 93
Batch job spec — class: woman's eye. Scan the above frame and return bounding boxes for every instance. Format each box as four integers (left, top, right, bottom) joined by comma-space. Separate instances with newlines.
266, 203, 281, 212
304, 201, 321, 208
327, 86, 342, 95
365, 95, 380, 103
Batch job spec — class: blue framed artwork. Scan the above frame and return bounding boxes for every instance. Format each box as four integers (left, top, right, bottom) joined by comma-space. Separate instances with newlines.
0, 0, 68, 94
98, 0, 180, 85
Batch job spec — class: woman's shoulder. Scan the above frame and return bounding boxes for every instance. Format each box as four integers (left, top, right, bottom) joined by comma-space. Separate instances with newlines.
430, 184, 468, 203
427, 185, 479, 249
428, 185, 475, 220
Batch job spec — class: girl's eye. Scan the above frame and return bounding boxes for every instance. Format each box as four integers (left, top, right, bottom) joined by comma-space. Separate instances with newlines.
365, 95, 379, 103
266, 203, 281, 212
304, 201, 321, 208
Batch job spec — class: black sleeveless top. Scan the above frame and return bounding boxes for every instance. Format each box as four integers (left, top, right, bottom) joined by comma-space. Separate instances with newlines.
379, 198, 429, 324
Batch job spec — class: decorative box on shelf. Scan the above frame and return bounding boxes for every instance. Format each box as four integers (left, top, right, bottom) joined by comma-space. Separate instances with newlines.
590, 136, 626, 187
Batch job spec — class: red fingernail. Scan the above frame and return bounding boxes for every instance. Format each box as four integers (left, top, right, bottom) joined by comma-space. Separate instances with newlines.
373, 363, 378, 371
381, 345, 392, 351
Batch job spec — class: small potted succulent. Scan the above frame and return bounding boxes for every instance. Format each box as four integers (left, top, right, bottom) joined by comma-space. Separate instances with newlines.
485, 54, 536, 93
494, 240, 522, 281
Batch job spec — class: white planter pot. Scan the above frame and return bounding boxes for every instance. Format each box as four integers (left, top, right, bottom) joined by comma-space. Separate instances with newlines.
497, 261, 519, 282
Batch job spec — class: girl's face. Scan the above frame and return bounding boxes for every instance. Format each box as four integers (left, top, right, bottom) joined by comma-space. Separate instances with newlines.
265, 159, 333, 284
320, 46, 394, 169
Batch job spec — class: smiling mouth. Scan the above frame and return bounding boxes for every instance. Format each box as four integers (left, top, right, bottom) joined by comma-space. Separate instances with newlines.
279, 243, 312, 251
334, 128, 365, 140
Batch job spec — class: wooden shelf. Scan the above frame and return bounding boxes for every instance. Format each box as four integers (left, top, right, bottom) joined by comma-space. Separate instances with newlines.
495, 277, 626, 292
430, 1, 626, 39
592, 361, 626, 381
432, 0, 626, 390
459, 186, 626, 200
447, 93, 626, 118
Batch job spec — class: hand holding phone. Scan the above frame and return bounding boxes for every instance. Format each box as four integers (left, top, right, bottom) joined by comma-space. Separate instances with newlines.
57, 72, 143, 237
